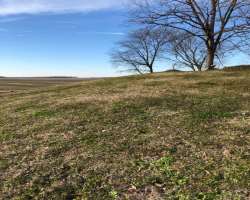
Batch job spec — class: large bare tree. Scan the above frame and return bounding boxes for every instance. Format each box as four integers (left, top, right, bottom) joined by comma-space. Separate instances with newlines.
170, 32, 225, 71
111, 28, 170, 74
133, 0, 250, 70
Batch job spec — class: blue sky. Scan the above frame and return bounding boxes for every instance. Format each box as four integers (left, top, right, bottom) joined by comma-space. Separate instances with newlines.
0, 0, 132, 77
0, 0, 249, 77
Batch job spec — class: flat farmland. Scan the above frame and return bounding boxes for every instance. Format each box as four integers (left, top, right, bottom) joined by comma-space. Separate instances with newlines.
0, 78, 96, 96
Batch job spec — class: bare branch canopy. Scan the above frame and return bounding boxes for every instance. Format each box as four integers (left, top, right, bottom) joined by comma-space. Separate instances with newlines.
111, 28, 170, 74
132, 0, 250, 70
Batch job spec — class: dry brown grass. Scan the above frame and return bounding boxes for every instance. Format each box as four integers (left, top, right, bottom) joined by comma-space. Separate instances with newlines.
0, 70, 249, 199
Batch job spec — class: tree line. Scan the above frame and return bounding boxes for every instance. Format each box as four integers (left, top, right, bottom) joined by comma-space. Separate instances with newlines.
111, 0, 250, 74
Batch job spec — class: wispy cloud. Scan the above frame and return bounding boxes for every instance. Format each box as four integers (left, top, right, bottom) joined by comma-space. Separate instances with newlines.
0, 16, 26, 23
0, 0, 132, 16
101, 32, 125, 36
0, 27, 8, 32
77, 31, 125, 36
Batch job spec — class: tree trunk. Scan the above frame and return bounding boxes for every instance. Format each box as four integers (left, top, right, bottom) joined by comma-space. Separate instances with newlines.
206, 49, 216, 70
149, 66, 154, 73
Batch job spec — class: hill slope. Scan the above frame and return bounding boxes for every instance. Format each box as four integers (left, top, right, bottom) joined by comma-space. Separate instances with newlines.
223, 65, 250, 71
0, 71, 250, 199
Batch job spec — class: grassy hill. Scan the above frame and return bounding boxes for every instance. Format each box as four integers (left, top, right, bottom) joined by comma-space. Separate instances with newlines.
0, 70, 249, 200
223, 65, 250, 71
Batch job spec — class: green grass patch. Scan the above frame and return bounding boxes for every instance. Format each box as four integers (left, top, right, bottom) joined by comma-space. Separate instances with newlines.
188, 96, 240, 123
32, 109, 57, 118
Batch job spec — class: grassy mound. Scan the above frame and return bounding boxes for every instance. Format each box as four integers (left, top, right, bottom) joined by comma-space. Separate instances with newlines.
223, 65, 250, 71
0, 70, 250, 199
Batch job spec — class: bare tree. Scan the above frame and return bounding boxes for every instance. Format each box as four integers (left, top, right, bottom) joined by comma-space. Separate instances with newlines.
111, 28, 169, 74
170, 32, 226, 71
132, 0, 250, 70
171, 34, 207, 71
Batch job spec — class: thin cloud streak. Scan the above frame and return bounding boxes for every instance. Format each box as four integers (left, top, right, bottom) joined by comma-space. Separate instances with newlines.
77, 31, 125, 36
0, 27, 8, 32
0, 16, 26, 23
0, 0, 133, 16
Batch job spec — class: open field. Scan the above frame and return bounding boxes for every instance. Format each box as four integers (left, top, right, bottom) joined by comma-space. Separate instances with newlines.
0, 70, 250, 199
0, 78, 96, 96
